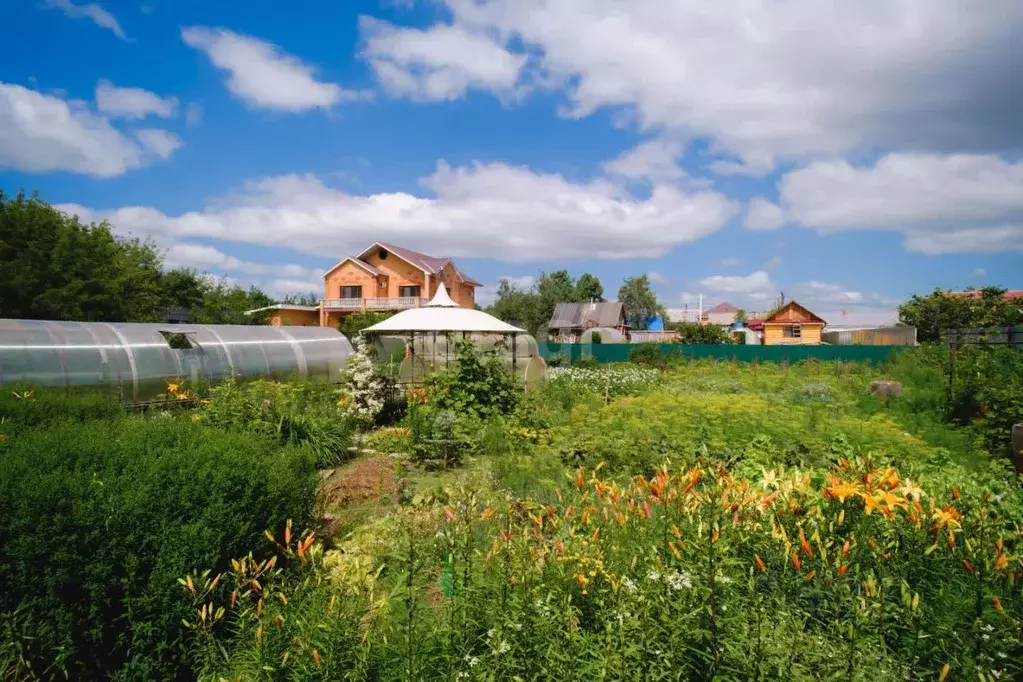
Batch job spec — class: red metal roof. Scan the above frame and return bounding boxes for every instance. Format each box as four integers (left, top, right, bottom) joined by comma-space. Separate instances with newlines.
704, 301, 738, 315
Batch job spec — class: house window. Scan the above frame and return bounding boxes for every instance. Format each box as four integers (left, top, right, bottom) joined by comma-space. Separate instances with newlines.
399, 285, 420, 298
783, 324, 802, 338
340, 285, 362, 299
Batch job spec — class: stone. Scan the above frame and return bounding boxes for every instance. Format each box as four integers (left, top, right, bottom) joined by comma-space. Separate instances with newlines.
870, 380, 902, 398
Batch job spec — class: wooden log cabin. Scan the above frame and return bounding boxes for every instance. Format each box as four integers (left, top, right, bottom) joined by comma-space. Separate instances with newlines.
760, 301, 826, 345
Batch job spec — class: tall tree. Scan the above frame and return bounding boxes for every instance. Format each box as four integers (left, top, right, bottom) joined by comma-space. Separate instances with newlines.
1, 190, 164, 322
574, 273, 604, 302
487, 279, 547, 336
898, 287, 1022, 342
618, 275, 663, 330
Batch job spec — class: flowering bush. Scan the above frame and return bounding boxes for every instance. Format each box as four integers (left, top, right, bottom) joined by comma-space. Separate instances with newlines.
337, 337, 393, 426
549, 365, 660, 397
187, 459, 1023, 681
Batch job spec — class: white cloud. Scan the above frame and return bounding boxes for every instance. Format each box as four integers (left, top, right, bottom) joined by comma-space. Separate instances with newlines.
745, 197, 785, 230
971, 267, 988, 278
181, 27, 365, 111
699, 270, 775, 298
0, 82, 179, 177
95, 80, 177, 119
762, 256, 782, 270
184, 102, 203, 126
713, 257, 740, 267
46, 0, 126, 40
603, 139, 687, 183
647, 271, 669, 285
60, 159, 738, 263
795, 280, 865, 305
368, 1, 1023, 171
134, 129, 183, 159
360, 17, 528, 101
767, 153, 1023, 254
158, 242, 323, 298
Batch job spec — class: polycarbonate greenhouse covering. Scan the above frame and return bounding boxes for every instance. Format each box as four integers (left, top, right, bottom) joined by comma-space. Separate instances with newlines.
0, 319, 354, 403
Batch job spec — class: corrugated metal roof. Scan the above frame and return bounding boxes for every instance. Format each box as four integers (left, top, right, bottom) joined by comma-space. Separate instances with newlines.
549, 302, 625, 329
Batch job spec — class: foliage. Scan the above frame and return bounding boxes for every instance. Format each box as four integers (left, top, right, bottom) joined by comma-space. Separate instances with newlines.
0, 408, 317, 680
425, 338, 519, 419
0, 190, 276, 324
0, 190, 164, 322
617, 274, 664, 330
898, 287, 1022, 342
670, 321, 735, 344
588, 330, 603, 344
199, 377, 355, 468
628, 342, 685, 369
574, 273, 604, 302
0, 384, 123, 432
337, 337, 395, 427
735, 308, 749, 324
338, 311, 395, 339
188, 457, 1023, 681
944, 345, 1023, 457
487, 270, 605, 336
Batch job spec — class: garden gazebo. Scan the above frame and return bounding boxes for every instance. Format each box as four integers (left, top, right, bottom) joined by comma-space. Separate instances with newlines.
361, 284, 546, 386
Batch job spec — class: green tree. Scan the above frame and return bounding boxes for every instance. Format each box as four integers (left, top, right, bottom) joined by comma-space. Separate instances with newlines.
194, 278, 274, 325
160, 268, 207, 313
574, 273, 604, 302
618, 275, 663, 330
669, 321, 734, 344
735, 308, 748, 324
898, 287, 1021, 343
487, 279, 547, 337
282, 292, 320, 306
338, 310, 395, 339
1, 190, 164, 322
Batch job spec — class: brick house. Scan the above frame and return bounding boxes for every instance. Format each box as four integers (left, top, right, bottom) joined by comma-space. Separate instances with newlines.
248, 242, 482, 327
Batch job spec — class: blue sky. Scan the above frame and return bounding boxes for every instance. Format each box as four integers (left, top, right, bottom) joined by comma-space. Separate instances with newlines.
2, 0, 1022, 323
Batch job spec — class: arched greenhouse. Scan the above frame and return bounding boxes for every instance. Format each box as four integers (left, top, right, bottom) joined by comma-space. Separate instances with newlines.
0, 319, 354, 404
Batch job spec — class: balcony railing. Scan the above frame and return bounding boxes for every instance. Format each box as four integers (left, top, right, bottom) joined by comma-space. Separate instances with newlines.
322, 296, 421, 311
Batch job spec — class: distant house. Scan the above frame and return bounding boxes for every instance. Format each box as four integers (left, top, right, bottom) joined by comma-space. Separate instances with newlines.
761, 301, 826, 345
703, 301, 739, 326
246, 242, 481, 327
548, 302, 627, 342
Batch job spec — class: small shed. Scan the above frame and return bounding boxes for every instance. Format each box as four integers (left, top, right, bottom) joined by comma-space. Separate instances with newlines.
762, 301, 826, 345
548, 302, 627, 342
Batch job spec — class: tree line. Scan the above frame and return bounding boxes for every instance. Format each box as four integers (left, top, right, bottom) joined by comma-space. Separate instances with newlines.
0, 190, 281, 324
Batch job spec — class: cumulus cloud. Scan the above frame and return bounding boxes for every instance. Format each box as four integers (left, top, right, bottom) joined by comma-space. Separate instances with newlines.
46, 0, 126, 40
364, 0, 1023, 171
59, 160, 738, 263
699, 270, 775, 299
603, 139, 688, 183
134, 129, 183, 159
95, 80, 177, 119
0, 82, 180, 177
745, 197, 785, 230
361, 17, 527, 102
182, 27, 366, 111
761, 153, 1023, 254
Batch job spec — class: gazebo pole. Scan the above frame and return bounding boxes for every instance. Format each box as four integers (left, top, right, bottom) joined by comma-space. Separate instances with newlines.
512, 333, 518, 375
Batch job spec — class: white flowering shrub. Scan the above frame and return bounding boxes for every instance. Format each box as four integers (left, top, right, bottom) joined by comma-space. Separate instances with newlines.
548, 365, 659, 397
337, 337, 392, 425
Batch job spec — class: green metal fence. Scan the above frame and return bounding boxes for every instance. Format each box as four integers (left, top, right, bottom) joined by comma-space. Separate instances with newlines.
539, 343, 904, 365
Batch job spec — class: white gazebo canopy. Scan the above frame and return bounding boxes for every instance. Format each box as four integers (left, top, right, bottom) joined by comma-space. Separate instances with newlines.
362, 284, 525, 334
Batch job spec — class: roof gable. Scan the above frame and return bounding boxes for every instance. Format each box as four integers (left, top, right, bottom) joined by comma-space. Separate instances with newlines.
705, 301, 738, 314
549, 302, 625, 329
764, 301, 826, 325
322, 256, 382, 278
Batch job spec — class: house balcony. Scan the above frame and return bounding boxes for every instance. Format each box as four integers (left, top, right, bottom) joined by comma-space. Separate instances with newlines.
321, 296, 422, 312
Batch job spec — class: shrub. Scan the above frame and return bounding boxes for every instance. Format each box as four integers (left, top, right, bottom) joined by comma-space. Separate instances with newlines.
628, 342, 666, 368
0, 415, 317, 680
425, 338, 519, 419
670, 321, 734, 344
589, 330, 602, 344
200, 377, 354, 467
0, 384, 122, 432
569, 354, 600, 369
337, 337, 395, 427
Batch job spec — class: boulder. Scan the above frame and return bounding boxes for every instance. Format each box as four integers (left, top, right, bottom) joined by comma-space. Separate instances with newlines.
870, 381, 903, 398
